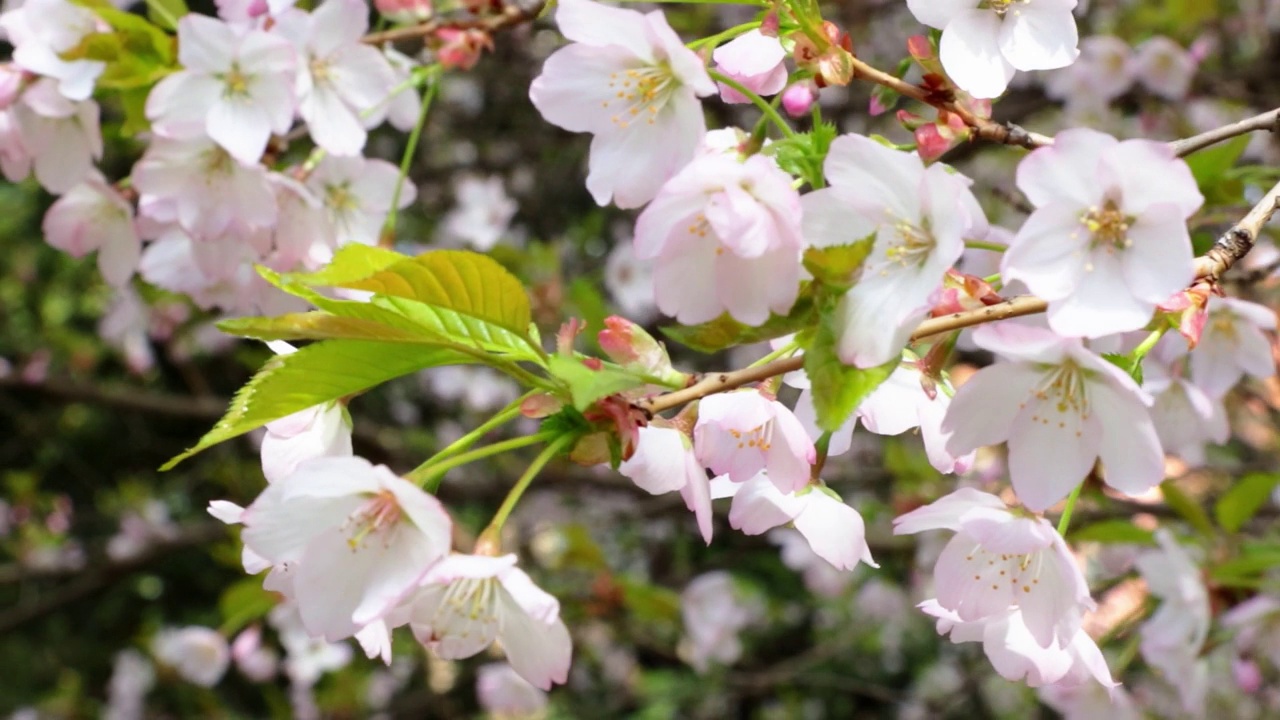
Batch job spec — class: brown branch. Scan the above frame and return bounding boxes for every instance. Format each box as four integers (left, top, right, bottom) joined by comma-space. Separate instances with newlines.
642, 179, 1280, 415
1169, 108, 1280, 158
360, 0, 546, 46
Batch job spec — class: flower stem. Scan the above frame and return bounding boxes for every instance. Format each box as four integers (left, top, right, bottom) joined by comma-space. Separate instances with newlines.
1056, 483, 1084, 535
749, 339, 799, 369
480, 433, 577, 538
1129, 326, 1169, 363
409, 431, 557, 491
420, 393, 533, 467
708, 69, 796, 139
965, 239, 1008, 253
687, 21, 760, 50
383, 75, 439, 244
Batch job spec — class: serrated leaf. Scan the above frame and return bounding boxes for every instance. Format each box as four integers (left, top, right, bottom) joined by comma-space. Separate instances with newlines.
1161, 480, 1216, 537
1069, 520, 1157, 546
217, 313, 446, 344
547, 355, 646, 410
278, 244, 407, 287
803, 235, 876, 290
1215, 472, 1280, 533
661, 293, 816, 353
375, 295, 541, 359
769, 121, 837, 189
162, 341, 472, 469
803, 311, 898, 432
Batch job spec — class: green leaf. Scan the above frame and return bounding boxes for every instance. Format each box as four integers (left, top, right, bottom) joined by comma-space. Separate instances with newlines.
278, 244, 407, 287
1215, 472, 1280, 533
803, 236, 876, 290
1101, 352, 1144, 385
661, 293, 816, 353
1209, 547, 1280, 586
1186, 134, 1250, 205
547, 355, 646, 410
217, 312, 453, 344
374, 295, 542, 359
1069, 520, 1157, 546
1161, 480, 1216, 537
769, 121, 838, 189
803, 309, 898, 432
162, 341, 473, 469
145, 0, 187, 31
617, 576, 683, 626
218, 578, 277, 637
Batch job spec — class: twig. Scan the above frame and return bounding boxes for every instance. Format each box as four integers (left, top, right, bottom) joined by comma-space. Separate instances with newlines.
642, 181, 1280, 415
360, 0, 546, 46
1169, 108, 1280, 158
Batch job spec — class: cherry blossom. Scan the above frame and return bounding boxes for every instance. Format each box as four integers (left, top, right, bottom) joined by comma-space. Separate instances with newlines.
42, 171, 140, 287
105, 649, 155, 720
235, 456, 453, 641
769, 528, 854, 597
440, 174, 518, 250
0, 0, 106, 102
724, 473, 876, 572
152, 626, 231, 687
305, 155, 415, 248
694, 389, 814, 493
1135, 529, 1210, 709
1190, 297, 1276, 398
404, 553, 572, 690
146, 15, 296, 164
260, 401, 354, 483
1004, 128, 1203, 337
476, 663, 549, 717
894, 487, 1094, 647
231, 625, 279, 683
906, 0, 1080, 98
1043, 35, 1135, 107
0, 106, 31, 182
711, 30, 788, 104
604, 241, 656, 322
943, 323, 1163, 510
13, 79, 101, 193
635, 152, 804, 325
1134, 36, 1197, 100
1144, 358, 1228, 466
528, 0, 716, 208
801, 133, 987, 367
922, 603, 1117, 690
274, 0, 400, 156
679, 571, 760, 672
619, 424, 713, 543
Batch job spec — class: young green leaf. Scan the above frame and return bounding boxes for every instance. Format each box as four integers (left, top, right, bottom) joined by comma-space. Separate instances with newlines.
661, 292, 816, 353
1069, 519, 1157, 546
802, 311, 898, 432
547, 355, 647, 410
1160, 480, 1216, 537
802, 235, 876, 291
162, 340, 473, 469
1215, 472, 1280, 533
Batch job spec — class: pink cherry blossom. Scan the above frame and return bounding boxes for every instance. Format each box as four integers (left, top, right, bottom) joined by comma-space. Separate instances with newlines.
679, 571, 760, 672
42, 171, 140, 287
528, 0, 716, 208
476, 663, 548, 717
231, 625, 279, 683
215, 0, 298, 25
132, 136, 278, 239
781, 81, 818, 117
894, 487, 1094, 647
1190, 297, 1276, 398
618, 424, 713, 543
1135, 529, 1210, 707
0, 0, 106, 101
305, 155, 415, 248
146, 15, 296, 164
152, 626, 231, 687
711, 30, 788, 104
274, 0, 400, 156
1134, 36, 1197, 100
236, 456, 453, 642
0, 107, 31, 182
801, 133, 987, 367
923, 602, 1117, 690
1043, 35, 1134, 107
634, 152, 804, 325
1144, 359, 1228, 466
725, 472, 876, 572
1004, 128, 1204, 337
260, 396, 354, 484
405, 553, 572, 690
13, 78, 101, 193
943, 323, 1163, 511
906, 0, 1079, 98
694, 389, 815, 493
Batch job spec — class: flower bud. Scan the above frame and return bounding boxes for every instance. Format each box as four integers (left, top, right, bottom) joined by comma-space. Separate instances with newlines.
432, 29, 492, 71
598, 316, 688, 386
782, 82, 818, 117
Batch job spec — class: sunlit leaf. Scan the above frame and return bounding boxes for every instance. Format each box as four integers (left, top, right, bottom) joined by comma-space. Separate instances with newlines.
1215, 472, 1280, 533
803, 310, 898, 432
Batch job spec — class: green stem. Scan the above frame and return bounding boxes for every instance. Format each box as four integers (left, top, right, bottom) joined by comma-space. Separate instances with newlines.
1129, 326, 1169, 363
965, 239, 1008, 253
384, 77, 439, 239
688, 21, 760, 50
708, 69, 796, 139
145, 0, 180, 30
421, 393, 532, 467
749, 339, 799, 369
481, 433, 577, 536
409, 431, 556, 491
1056, 483, 1084, 535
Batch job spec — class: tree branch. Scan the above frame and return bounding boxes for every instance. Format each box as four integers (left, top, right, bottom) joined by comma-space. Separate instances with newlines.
1169, 108, 1280, 158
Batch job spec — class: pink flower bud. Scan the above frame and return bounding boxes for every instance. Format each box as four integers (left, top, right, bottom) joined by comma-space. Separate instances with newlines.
906, 35, 933, 62
433, 29, 492, 71
914, 123, 951, 162
598, 316, 687, 386
1234, 657, 1262, 693
782, 82, 818, 117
